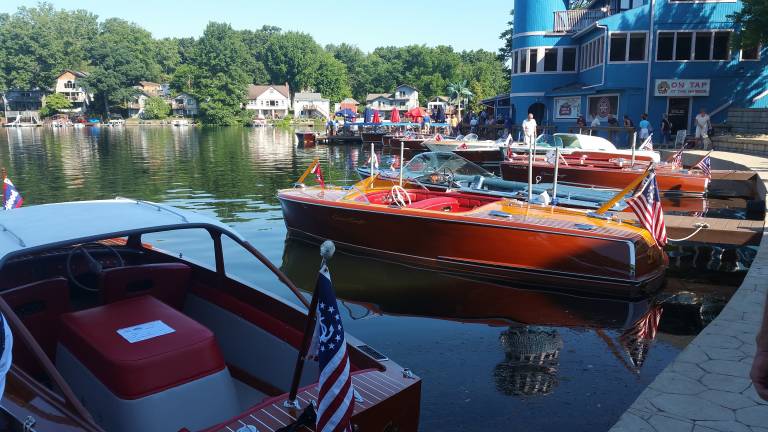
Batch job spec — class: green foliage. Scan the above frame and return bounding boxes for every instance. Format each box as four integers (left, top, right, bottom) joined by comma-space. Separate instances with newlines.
499, 9, 514, 61
143, 96, 170, 119
0, 4, 509, 125
730, 0, 768, 49
39, 92, 72, 117
189, 22, 253, 125
83, 18, 162, 114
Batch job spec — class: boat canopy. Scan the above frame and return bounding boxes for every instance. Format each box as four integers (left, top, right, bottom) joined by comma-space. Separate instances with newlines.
0, 198, 241, 261
537, 133, 618, 151
404, 152, 491, 178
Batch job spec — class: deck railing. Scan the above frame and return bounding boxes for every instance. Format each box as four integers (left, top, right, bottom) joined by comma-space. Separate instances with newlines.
553, 9, 610, 33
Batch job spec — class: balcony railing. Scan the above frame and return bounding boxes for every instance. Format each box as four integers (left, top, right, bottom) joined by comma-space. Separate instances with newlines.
553, 9, 610, 33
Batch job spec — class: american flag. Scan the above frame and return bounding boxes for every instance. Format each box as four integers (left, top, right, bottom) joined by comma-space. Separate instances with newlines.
694, 154, 711, 177
668, 148, 684, 168
3, 177, 23, 210
627, 169, 667, 247
313, 264, 354, 432
434, 134, 443, 142
619, 304, 663, 371
311, 163, 326, 188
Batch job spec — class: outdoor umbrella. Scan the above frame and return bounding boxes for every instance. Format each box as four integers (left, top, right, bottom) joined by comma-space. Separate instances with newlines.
405, 107, 426, 123
372, 110, 381, 123
335, 108, 357, 121
363, 107, 373, 123
390, 108, 401, 123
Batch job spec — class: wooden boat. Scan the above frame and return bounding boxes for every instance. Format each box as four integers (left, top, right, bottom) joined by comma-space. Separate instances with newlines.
509, 133, 660, 163
390, 135, 428, 150
278, 173, 668, 297
0, 199, 420, 431
501, 157, 709, 196
295, 131, 317, 148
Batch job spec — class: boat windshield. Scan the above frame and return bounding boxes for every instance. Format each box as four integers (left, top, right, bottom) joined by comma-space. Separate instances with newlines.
536, 134, 581, 148
404, 152, 492, 178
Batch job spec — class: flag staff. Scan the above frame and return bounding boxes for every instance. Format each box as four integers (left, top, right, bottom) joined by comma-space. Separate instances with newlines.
284, 240, 336, 409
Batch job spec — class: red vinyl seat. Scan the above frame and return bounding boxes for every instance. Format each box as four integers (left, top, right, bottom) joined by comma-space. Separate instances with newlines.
58, 295, 225, 400
99, 263, 191, 309
2, 278, 70, 367
407, 197, 460, 211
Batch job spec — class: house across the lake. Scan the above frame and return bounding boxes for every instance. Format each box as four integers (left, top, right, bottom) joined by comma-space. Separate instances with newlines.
338, 97, 359, 112
1, 90, 45, 112
293, 92, 330, 119
246, 84, 290, 118
54, 70, 91, 114
136, 81, 169, 98
509, 0, 768, 136
171, 93, 198, 117
365, 85, 420, 112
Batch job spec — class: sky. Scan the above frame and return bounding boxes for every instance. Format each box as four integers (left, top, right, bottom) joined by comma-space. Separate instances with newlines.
1, 0, 513, 53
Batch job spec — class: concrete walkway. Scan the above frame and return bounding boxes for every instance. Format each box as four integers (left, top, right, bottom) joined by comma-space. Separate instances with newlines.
610, 151, 768, 432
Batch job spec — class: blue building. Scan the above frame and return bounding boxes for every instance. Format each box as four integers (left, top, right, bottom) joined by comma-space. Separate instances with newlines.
510, 0, 768, 138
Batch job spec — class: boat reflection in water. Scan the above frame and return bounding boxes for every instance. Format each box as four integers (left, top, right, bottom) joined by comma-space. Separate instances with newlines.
281, 237, 668, 397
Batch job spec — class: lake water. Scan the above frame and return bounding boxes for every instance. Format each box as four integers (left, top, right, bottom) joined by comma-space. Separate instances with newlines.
0, 126, 750, 431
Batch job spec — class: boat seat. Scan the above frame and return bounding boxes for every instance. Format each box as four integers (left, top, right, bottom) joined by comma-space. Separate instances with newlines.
408, 197, 460, 212
99, 263, 191, 309
56, 295, 239, 432
2, 278, 70, 368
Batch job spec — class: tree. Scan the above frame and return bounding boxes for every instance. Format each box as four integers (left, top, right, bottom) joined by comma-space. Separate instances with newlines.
262, 31, 324, 92
189, 22, 253, 125
39, 92, 72, 117
447, 81, 473, 120
730, 0, 768, 49
143, 96, 170, 119
83, 18, 161, 114
499, 9, 515, 61
314, 53, 352, 103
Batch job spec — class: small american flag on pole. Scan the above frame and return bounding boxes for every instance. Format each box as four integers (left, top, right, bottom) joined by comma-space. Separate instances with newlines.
694, 153, 711, 177
313, 264, 354, 432
639, 134, 653, 151
627, 168, 667, 247
3, 177, 23, 210
668, 148, 684, 168
311, 163, 326, 188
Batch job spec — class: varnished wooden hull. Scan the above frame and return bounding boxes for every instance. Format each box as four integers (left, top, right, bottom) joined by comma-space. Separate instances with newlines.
278, 192, 666, 297
390, 137, 426, 150
501, 161, 709, 195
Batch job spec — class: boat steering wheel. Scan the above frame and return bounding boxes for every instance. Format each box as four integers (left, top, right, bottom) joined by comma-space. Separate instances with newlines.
66, 242, 125, 292
390, 185, 412, 207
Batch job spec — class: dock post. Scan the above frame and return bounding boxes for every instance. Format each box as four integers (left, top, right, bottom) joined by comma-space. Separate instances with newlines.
553, 147, 560, 204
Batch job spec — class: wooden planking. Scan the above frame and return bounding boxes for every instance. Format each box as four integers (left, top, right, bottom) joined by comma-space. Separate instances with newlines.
647, 214, 763, 246
213, 371, 408, 432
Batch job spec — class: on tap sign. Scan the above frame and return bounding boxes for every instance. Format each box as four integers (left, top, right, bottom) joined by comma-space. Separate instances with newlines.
654, 79, 710, 97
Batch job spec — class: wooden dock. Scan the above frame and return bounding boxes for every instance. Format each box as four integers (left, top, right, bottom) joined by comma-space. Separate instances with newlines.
622, 214, 764, 246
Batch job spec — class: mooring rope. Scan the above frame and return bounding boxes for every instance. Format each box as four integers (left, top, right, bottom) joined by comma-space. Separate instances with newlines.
667, 223, 710, 242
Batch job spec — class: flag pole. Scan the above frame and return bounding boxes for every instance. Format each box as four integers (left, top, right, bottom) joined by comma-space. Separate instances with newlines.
284, 240, 336, 409
370, 142, 376, 179
631, 132, 637, 167
694, 150, 713, 166
399, 140, 405, 187
552, 147, 560, 204
296, 159, 319, 185
595, 164, 653, 215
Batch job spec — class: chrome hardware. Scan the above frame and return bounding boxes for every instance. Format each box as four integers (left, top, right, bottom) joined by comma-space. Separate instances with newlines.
236, 426, 259, 432
23, 416, 36, 432
353, 387, 365, 403
283, 398, 301, 409
535, 175, 542, 184
402, 368, 415, 379
574, 223, 597, 231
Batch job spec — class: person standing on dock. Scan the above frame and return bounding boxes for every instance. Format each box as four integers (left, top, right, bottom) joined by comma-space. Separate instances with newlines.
522, 113, 537, 147
450, 114, 459, 135
661, 114, 672, 147
695, 108, 712, 150
639, 114, 651, 141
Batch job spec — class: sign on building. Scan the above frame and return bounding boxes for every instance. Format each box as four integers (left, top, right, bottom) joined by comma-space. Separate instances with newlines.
587, 95, 619, 120
654, 79, 710, 97
554, 97, 581, 119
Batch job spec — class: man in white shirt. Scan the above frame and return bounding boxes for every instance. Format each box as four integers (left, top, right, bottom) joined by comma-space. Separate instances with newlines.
695, 108, 712, 149
591, 114, 601, 128
522, 113, 537, 147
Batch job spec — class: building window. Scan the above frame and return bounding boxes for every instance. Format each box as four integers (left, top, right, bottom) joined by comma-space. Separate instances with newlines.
742, 44, 761, 61
544, 48, 558, 71
610, 34, 627, 62
713, 31, 731, 60
512, 51, 518, 74
580, 36, 604, 71
658, 30, 732, 61
658, 32, 674, 60
675, 32, 693, 60
64, 80, 75, 89
628, 33, 646, 61
694, 32, 712, 60
562, 48, 577, 72
528, 49, 538, 73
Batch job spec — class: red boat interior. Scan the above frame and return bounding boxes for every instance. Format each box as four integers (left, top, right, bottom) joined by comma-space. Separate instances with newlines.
0, 234, 391, 432
356, 189, 503, 213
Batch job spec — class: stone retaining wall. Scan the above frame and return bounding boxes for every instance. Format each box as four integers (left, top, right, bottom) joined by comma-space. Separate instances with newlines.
714, 136, 768, 156
728, 109, 768, 135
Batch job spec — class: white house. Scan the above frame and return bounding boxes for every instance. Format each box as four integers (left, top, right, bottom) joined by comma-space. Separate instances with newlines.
391, 84, 419, 110
246, 84, 290, 118
365, 85, 420, 111
54, 70, 91, 113
293, 92, 330, 119
171, 93, 198, 117
427, 96, 450, 114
